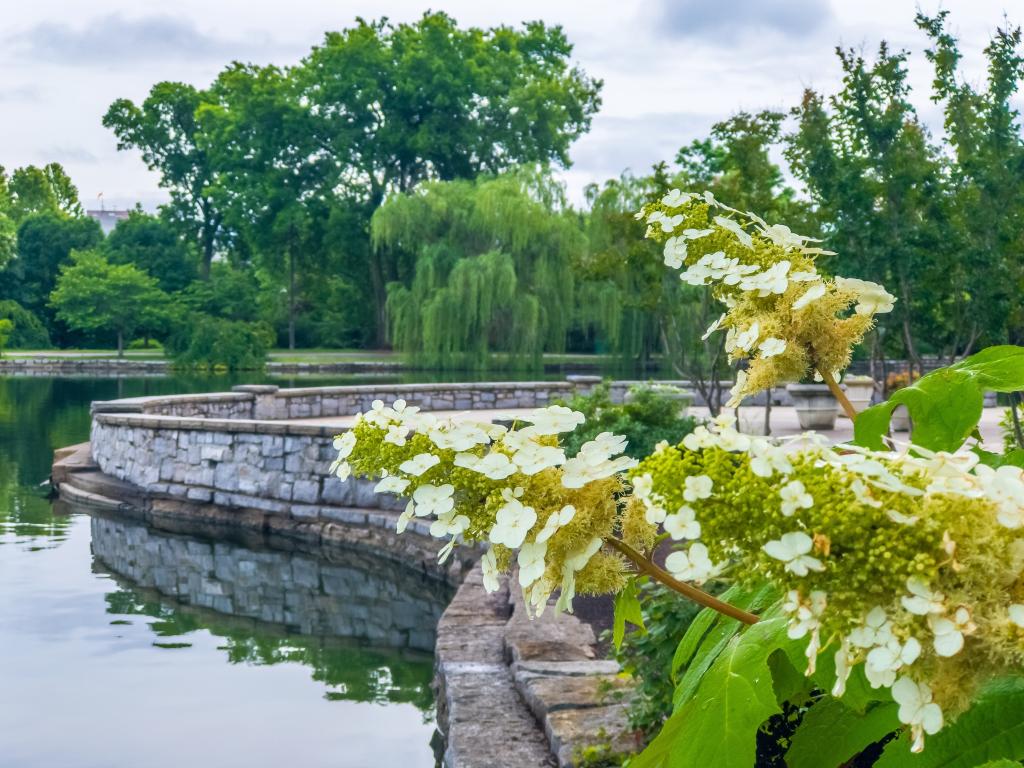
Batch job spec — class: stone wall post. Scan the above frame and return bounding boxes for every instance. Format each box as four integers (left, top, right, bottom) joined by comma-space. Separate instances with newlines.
565, 375, 603, 397
232, 384, 280, 419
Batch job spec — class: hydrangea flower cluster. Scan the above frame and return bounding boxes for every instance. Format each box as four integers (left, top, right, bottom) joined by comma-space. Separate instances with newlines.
333, 399, 652, 616
631, 416, 1024, 752
638, 190, 896, 406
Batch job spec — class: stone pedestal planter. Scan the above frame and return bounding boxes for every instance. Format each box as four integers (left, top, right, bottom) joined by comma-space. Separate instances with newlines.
786, 383, 841, 430
737, 408, 771, 436
841, 375, 876, 417
891, 404, 911, 432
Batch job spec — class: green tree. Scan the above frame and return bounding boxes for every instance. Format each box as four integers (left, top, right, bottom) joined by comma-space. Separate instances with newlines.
374, 172, 583, 368
49, 250, 172, 355
179, 261, 265, 322
103, 82, 224, 279
0, 212, 103, 338
5, 163, 83, 222
0, 301, 50, 349
103, 209, 198, 292
917, 11, 1024, 349
292, 12, 601, 345
787, 44, 949, 372
0, 318, 11, 357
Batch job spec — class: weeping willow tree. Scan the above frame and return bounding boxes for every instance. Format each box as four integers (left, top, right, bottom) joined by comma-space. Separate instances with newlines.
372, 172, 583, 369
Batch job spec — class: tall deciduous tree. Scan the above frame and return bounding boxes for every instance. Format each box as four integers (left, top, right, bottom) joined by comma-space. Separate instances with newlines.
49, 250, 171, 356
294, 12, 601, 344
917, 11, 1024, 349
103, 82, 224, 279
787, 44, 949, 372
103, 210, 198, 292
0, 213, 103, 337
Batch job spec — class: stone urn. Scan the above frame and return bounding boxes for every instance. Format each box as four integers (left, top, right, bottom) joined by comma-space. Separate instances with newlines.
786, 383, 841, 430
841, 375, 876, 417
891, 404, 911, 432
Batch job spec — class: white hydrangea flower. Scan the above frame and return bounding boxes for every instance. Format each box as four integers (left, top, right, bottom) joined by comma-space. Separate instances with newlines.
848, 607, 894, 649
489, 490, 537, 548
702, 313, 726, 341
561, 434, 637, 489
517, 541, 548, 587
835, 277, 896, 316
901, 578, 946, 616
430, 509, 470, 539
928, 606, 975, 657
886, 509, 919, 525
832, 639, 854, 697
481, 548, 500, 593
789, 269, 820, 281
396, 500, 415, 534
750, 442, 793, 478
663, 236, 687, 268
726, 369, 749, 408
681, 227, 714, 240
740, 260, 790, 296
762, 531, 825, 576
783, 589, 827, 673
792, 282, 826, 311
469, 452, 517, 480
658, 213, 684, 233
779, 480, 813, 517
664, 505, 701, 540
412, 483, 455, 518
510, 443, 566, 475
661, 188, 692, 207
865, 637, 921, 688
665, 543, 718, 584
384, 423, 410, 446
333, 431, 357, 459
330, 459, 352, 481
716, 426, 751, 453
682, 425, 716, 451
733, 321, 761, 352
683, 475, 714, 502
758, 337, 787, 358
536, 504, 576, 543
519, 405, 586, 436
399, 452, 441, 477
428, 421, 491, 451
891, 677, 943, 753
374, 472, 411, 495
974, 465, 1024, 528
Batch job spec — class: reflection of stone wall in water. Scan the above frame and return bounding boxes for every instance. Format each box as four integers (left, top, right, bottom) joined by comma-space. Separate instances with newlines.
90, 516, 451, 652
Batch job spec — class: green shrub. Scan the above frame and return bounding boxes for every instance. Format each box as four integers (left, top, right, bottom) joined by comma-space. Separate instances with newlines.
0, 300, 51, 349
557, 383, 697, 459
0, 318, 12, 356
165, 315, 272, 371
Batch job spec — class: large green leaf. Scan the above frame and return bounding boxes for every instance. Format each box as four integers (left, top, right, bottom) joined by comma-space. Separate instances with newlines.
670, 582, 780, 709
632, 617, 797, 768
875, 677, 1024, 767
612, 576, 647, 651
786, 698, 899, 768
854, 345, 1024, 452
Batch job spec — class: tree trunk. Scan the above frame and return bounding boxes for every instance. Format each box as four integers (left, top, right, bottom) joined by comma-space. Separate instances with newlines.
288, 248, 296, 351
117, 330, 124, 358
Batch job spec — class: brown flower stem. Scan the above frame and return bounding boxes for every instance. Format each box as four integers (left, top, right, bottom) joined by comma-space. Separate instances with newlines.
606, 538, 759, 625
818, 368, 858, 422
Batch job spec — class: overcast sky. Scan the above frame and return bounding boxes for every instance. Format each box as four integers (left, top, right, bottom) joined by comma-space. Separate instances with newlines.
0, 0, 1018, 210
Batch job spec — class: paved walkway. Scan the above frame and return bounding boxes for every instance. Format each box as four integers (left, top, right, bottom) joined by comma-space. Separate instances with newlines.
297, 406, 1011, 452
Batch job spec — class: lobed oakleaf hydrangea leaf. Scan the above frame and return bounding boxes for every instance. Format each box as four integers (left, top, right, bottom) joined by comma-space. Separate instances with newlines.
874, 677, 1024, 767
785, 699, 900, 768
632, 616, 799, 768
854, 346, 1024, 452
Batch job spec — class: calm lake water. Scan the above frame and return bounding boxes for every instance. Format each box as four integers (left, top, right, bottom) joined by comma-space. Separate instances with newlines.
0, 374, 461, 768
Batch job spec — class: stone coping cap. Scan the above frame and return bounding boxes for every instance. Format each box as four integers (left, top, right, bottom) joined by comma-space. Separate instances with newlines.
92, 391, 254, 414
274, 380, 574, 398
94, 412, 341, 437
